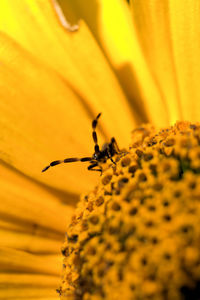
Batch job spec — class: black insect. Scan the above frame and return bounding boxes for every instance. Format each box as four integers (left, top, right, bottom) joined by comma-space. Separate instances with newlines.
42, 113, 120, 174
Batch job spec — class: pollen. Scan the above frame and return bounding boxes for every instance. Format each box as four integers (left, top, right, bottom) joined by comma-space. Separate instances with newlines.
60, 121, 200, 300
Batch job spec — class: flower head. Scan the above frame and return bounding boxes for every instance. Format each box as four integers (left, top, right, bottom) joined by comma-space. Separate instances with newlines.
0, 0, 200, 299
61, 122, 200, 299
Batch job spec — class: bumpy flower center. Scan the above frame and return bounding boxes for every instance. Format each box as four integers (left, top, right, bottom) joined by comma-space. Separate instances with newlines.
60, 121, 200, 300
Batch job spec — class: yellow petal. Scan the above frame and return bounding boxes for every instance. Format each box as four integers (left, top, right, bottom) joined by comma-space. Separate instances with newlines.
0, 229, 62, 254
0, 273, 59, 287
0, 247, 61, 275
1, 298, 58, 300
58, 0, 169, 125
131, 0, 182, 124
0, 31, 137, 193
0, 34, 95, 193
0, 0, 135, 140
131, 0, 200, 123
0, 287, 57, 299
0, 217, 64, 241
0, 273, 59, 299
167, 0, 200, 121
0, 163, 74, 232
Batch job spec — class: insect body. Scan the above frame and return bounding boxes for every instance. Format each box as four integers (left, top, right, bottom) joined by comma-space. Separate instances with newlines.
42, 113, 120, 174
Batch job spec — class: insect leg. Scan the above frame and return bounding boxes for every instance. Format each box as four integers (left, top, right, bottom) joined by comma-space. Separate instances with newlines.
92, 113, 102, 154
42, 157, 92, 172
111, 137, 120, 154
109, 156, 116, 164
88, 162, 102, 175
106, 137, 120, 164
107, 149, 116, 165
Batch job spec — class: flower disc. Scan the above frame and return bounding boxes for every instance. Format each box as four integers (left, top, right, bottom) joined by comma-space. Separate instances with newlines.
61, 121, 200, 300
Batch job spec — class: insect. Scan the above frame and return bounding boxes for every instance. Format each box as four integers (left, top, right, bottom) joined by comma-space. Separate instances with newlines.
42, 113, 120, 174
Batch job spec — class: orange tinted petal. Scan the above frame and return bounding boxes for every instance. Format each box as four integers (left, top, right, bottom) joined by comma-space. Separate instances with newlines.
168, 0, 200, 121
59, 0, 169, 126
0, 33, 98, 193
0, 0, 135, 139
0, 163, 74, 233
131, 0, 182, 124
131, 0, 200, 123
0, 247, 61, 275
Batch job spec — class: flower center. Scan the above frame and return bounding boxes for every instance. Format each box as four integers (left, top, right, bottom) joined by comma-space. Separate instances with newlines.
60, 121, 200, 300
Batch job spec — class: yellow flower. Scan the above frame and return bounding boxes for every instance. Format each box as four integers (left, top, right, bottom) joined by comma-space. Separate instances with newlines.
0, 0, 199, 299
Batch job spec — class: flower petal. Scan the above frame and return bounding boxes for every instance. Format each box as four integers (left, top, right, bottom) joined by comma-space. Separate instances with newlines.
131, 0, 200, 123
0, 287, 57, 298
0, 247, 61, 275
0, 33, 105, 193
167, 0, 200, 121
58, 0, 169, 125
0, 163, 74, 232
0, 216, 64, 241
0, 0, 135, 139
0, 228, 62, 254
0, 273, 59, 299
0, 273, 59, 287
131, 0, 182, 124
